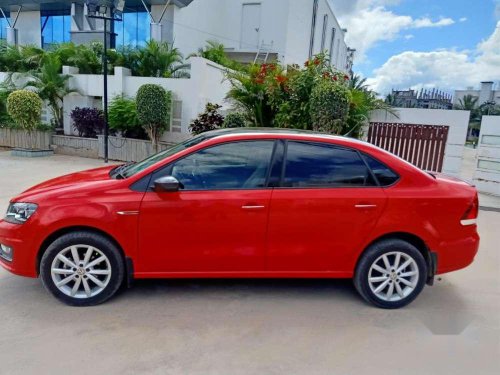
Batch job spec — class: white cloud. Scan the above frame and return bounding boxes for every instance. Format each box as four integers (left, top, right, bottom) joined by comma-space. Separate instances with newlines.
404, 34, 414, 40
459, 17, 468, 22
366, 21, 500, 95
330, 1, 458, 61
412, 17, 455, 28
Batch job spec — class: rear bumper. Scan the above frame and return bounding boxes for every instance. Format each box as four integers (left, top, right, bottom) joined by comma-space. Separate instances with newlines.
0, 219, 38, 278
435, 232, 480, 275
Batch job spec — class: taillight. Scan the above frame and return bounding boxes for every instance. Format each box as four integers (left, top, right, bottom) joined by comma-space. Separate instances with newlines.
461, 193, 479, 226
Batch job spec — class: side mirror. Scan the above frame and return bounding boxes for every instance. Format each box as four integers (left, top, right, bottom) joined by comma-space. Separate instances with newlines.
153, 176, 182, 193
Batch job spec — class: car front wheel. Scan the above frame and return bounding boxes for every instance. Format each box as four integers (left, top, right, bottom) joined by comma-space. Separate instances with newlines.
40, 231, 124, 306
354, 239, 427, 309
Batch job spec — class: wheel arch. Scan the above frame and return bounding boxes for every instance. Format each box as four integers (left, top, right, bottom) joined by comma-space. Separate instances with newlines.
357, 232, 433, 280
36, 226, 127, 276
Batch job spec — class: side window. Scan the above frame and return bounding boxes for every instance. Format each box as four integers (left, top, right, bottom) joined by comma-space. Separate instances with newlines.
362, 154, 400, 186
283, 141, 375, 188
171, 141, 275, 190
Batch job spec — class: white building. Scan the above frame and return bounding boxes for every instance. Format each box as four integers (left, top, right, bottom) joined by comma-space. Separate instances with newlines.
454, 81, 500, 106
173, 0, 352, 71
0, 0, 352, 71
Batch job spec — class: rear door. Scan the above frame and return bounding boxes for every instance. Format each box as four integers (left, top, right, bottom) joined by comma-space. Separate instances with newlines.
267, 141, 387, 272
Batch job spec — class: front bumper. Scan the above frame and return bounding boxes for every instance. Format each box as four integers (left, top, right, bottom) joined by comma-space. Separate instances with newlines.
0, 219, 39, 278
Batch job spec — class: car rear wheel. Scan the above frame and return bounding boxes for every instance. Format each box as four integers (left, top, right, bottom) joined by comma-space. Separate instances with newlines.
354, 239, 427, 309
40, 231, 124, 306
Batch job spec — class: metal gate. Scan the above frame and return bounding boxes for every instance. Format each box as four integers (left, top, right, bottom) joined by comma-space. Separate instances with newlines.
367, 122, 449, 172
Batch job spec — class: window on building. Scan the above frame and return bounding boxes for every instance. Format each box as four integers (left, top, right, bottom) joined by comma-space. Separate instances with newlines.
320, 14, 328, 52
0, 16, 8, 41
329, 27, 336, 64
309, 0, 319, 59
41, 12, 71, 48
171, 99, 183, 133
283, 142, 376, 188
114, 7, 150, 48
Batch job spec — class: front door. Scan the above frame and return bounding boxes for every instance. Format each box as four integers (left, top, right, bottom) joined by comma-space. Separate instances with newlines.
137, 140, 276, 274
267, 141, 387, 272
241, 3, 261, 49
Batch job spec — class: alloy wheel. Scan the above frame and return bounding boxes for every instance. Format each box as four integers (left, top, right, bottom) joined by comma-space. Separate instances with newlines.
368, 251, 420, 302
50, 245, 112, 299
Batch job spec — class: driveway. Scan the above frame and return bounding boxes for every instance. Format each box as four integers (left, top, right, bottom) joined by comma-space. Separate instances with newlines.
0, 150, 499, 375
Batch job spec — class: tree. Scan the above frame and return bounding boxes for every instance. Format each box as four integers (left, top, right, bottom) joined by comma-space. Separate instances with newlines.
348, 74, 370, 92
226, 64, 276, 127
52, 43, 102, 74
6, 89, 42, 148
0, 43, 45, 72
136, 84, 171, 151
454, 94, 479, 111
135, 40, 189, 78
24, 54, 75, 128
310, 79, 351, 134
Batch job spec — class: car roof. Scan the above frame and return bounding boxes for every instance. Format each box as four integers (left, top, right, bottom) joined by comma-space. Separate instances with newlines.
199, 127, 366, 145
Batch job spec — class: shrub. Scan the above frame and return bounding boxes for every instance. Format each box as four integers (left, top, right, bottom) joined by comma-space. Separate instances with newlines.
189, 103, 224, 135
70, 107, 105, 138
108, 96, 147, 139
6, 90, 43, 147
310, 80, 351, 134
222, 112, 247, 128
192, 40, 243, 71
136, 84, 171, 150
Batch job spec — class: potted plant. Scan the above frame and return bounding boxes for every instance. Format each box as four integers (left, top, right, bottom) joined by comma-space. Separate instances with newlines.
6, 89, 53, 157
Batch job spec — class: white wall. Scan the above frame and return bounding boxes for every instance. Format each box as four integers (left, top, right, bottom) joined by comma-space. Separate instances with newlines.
369, 108, 470, 176
12, 10, 41, 47
173, 0, 349, 70
60, 57, 232, 143
473, 116, 500, 196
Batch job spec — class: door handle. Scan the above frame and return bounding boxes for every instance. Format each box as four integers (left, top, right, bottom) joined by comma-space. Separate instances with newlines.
242, 205, 265, 210
355, 204, 377, 209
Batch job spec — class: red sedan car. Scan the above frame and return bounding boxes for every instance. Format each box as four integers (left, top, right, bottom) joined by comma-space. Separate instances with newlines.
0, 129, 479, 308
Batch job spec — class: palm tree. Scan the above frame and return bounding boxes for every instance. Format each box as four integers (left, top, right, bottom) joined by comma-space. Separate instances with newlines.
348, 74, 370, 92
0, 43, 45, 72
135, 40, 190, 78
345, 88, 397, 138
52, 43, 101, 74
24, 54, 76, 129
454, 94, 478, 111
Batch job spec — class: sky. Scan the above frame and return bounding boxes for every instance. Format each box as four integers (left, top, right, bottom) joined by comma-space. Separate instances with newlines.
329, 0, 500, 96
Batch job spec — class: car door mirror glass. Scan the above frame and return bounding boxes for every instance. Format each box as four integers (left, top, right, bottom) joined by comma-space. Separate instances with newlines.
153, 176, 182, 192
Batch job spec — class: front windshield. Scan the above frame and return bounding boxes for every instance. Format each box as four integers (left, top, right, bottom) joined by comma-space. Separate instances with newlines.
120, 134, 211, 178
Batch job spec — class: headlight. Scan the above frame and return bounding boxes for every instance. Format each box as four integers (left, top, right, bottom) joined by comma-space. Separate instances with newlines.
5, 203, 38, 224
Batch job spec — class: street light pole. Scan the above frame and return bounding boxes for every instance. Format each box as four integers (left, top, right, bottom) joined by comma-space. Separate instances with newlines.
86, 1, 123, 163
103, 17, 109, 163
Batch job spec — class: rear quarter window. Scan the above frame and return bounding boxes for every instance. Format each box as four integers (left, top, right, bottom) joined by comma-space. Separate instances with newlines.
362, 154, 400, 186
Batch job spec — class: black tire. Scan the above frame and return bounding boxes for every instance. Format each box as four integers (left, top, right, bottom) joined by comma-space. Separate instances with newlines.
354, 239, 427, 309
40, 231, 125, 306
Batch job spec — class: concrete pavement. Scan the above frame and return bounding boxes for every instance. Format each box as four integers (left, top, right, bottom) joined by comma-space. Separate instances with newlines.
0, 150, 499, 375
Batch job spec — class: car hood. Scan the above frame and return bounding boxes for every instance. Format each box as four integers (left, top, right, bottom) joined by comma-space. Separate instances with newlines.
16, 166, 117, 198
